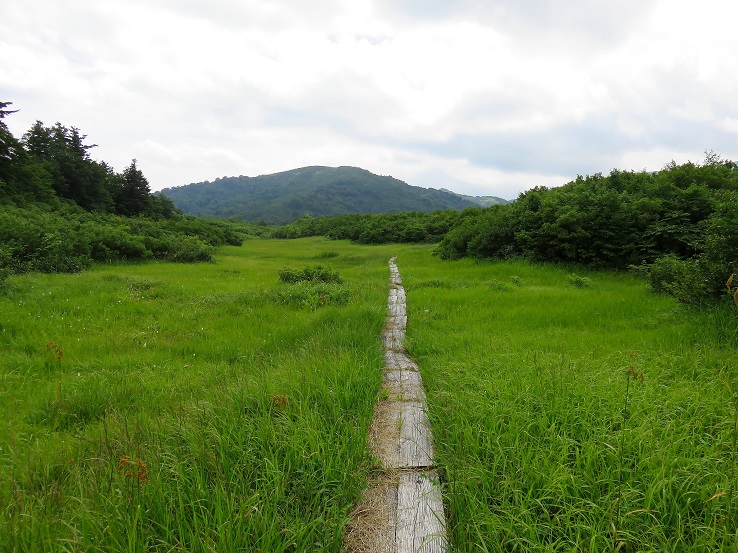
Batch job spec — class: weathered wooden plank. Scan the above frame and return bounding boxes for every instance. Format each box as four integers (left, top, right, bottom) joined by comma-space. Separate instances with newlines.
396, 315, 407, 330
398, 401, 434, 468
383, 334, 403, 350
385, 351, 417, 371
389, 303, 406, 318
384, 349, 400, 368
368, 401, 401, 468
383, 370, 426, 402
396, 471, 448, 553
397, 354, 418, 371
362, 257, 448, 553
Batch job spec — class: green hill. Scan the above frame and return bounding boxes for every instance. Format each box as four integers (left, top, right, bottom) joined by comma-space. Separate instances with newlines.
159, 166, 478, 224
439, 188, 511, 207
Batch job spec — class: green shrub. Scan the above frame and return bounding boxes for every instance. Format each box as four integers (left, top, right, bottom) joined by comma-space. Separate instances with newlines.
87, 226, 151, 261
633, 255, 724, 306
167, 236, 215, 263
313, 251, 339, 259
278, 265, 342, 284
566, 273, 592, 288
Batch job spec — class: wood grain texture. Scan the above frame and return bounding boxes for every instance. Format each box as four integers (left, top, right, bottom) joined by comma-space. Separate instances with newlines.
383, 370, 426, 402
354, 257, 448, 552
396, 471, 448, 553
398, 401, 434, 468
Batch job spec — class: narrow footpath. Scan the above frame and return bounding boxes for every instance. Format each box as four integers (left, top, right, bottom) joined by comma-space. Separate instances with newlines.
346, 257, 447, 553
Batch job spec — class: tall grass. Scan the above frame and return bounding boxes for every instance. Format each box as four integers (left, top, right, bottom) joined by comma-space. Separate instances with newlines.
396, 250, 738, 551
0, 238, 396, 551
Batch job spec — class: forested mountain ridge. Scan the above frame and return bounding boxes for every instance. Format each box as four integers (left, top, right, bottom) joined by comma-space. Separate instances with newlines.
159, 166, 479, 224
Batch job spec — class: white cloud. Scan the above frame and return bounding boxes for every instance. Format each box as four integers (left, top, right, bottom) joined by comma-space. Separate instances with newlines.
1, 0, 737, 197
718, 118, 738, 134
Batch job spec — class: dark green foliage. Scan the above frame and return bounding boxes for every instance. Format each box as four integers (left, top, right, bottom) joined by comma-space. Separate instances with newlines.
439, 188, 510, 207
436, 154, 738, 303
0, 103, 261, 276
278, 265, 342, 284
166, 235, 215, 263
160, 166, 479, 224
115, 159, 151, 216
0, 203, 244, 272
273, 209, 468, 245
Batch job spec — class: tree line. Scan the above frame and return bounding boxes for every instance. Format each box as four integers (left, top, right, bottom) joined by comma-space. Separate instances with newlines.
435, 153, 737, 305
0, 101, 257, 283
271, 209, 476, 243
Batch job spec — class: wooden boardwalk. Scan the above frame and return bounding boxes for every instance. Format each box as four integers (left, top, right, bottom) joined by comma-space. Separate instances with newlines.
347, 257, 448, 553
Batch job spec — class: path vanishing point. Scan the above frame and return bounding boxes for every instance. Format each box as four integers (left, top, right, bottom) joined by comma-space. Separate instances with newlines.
346, 257, 448, 553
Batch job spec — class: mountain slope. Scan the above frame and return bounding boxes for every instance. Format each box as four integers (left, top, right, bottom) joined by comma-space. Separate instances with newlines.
439, 188, 511, 207
159, 166, 477, 224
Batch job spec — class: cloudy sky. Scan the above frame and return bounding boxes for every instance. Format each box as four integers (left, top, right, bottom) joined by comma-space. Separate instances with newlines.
2, 0, 737, 199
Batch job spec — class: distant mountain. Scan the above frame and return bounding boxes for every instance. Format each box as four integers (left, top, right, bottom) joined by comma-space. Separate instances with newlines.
159, 166, 479, 224
439, 188, 511, 207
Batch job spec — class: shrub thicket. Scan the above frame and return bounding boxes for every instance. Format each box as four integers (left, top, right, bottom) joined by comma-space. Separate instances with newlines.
435, 153, 738, 304
278, 265, 342, 284
0, 102, 259, 276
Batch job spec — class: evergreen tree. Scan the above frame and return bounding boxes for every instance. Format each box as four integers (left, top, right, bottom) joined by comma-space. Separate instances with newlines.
0, 102, 21, 186
116, 159, 151, 216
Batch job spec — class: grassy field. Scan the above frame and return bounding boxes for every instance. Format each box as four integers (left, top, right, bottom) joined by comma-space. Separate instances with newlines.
4, 239, 738, 551
395, 249, 738, 552
0, 238, 397, 552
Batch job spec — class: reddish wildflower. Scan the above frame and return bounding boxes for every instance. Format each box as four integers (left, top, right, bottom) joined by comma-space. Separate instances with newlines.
271, 394, 288, 411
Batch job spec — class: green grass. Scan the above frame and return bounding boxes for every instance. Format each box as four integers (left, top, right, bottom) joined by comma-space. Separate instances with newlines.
395, 250, 738, 552
6, 239, 738, 551
0, 238, 397, 552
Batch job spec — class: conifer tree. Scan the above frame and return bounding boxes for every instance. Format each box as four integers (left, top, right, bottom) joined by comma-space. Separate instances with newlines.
116, 159, 151, 215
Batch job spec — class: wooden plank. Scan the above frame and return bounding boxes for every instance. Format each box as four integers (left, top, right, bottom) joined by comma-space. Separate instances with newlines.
396, 471, 448, 553
383, 370, 426, 402
389, 304, 406, 318
373, 257, 448, 553
389, 303, 406, 318
383, 333, 403, 350
385, 350, 417, 371
385, 351, 415, 371
384, 349, 401, 368
397, 353, 418, 371
398, 401, 434, 468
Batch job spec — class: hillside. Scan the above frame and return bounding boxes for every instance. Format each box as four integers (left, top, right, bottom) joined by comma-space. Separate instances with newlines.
159, 166, 478, 224
439, 188, 511, 207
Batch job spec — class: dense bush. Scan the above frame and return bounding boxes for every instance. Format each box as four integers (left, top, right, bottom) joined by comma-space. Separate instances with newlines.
278, 265, 342, 284
436, 154, 738, 304
0, 102, 261, 278
167, 235, 215, 263
271, 209, 470, 244
0, 203, 252, 276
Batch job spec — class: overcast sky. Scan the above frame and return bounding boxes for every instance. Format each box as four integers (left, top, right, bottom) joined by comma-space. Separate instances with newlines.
2, 0, 737, 199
